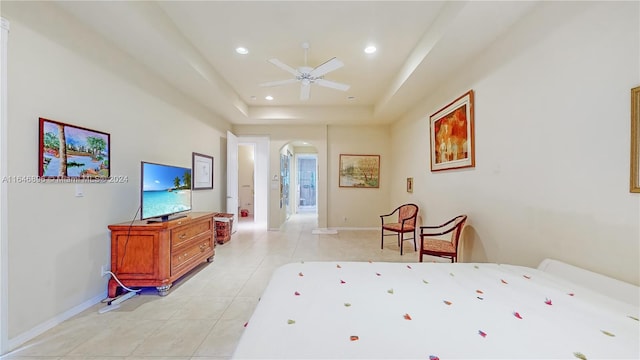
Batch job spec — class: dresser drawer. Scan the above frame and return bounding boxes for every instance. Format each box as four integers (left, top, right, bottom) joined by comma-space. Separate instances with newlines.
171, 234, 213, 275
171, 219, 213, 249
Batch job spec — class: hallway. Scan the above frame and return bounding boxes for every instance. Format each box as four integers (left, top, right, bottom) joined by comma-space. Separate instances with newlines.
3, 213, 420, 359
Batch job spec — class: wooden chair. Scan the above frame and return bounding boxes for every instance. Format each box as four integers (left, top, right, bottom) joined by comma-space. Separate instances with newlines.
419, 215, 467, 262
380, 204, 419, 255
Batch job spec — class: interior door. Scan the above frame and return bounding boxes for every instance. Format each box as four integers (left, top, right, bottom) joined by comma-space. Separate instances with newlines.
226, 131, 238, 233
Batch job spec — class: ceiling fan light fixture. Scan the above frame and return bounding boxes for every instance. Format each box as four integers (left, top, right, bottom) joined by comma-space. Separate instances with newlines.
259, 43, 350, 100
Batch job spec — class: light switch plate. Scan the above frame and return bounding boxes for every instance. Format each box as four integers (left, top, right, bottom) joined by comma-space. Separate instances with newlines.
75, 184, 83, 197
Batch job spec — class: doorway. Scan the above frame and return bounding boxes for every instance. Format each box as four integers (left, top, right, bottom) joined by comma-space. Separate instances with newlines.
237, 144, 255, 223
297, 154, 317, 214
228, 134, 268, 229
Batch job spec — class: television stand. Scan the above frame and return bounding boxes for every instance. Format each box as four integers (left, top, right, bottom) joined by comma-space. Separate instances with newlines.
146, 213, 188, 224
107, 211, 215, 297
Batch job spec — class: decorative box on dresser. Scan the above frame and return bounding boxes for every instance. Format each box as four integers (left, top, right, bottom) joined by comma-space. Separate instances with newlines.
107, 211, 215, 297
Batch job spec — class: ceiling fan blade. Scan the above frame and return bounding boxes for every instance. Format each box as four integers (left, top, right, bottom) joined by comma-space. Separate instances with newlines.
268, 58, 299, 76
309, 57, 344, 78
300, 82, 311, 101
259, 78, 298, 87
315, 79, 350, 91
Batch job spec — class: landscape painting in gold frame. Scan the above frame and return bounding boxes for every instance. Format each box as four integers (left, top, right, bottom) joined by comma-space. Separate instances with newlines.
339, 154, 380, 188
430, 90, 475, 171
631, 86, 640, 193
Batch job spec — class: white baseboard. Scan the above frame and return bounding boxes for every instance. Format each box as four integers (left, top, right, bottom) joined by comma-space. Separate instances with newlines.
334, 227, 378, 231
6, 291, 107, 354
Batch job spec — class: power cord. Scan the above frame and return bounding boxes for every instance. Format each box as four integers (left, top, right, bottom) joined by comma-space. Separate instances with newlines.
106, 270, 141, 293
117, 205, 141, 270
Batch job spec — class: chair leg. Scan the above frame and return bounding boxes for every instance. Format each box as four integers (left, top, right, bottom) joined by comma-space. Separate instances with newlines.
399, 233, 403, 255
412, 229, 417, 251
380, 230, 384, 250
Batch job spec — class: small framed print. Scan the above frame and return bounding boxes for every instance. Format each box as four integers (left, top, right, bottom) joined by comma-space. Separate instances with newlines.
192, 152, 213, 190
406, 177, 413, 193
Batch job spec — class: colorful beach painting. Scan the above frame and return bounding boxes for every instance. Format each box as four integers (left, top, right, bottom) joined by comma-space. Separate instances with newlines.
38, 118, 110, 178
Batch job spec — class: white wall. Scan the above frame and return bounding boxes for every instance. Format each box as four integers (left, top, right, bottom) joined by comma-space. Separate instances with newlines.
328, 125, 391, 228
233, 125, 330, 229
233, 124, 392, 230
391, 1, 640, 285
2, 2, 229, 349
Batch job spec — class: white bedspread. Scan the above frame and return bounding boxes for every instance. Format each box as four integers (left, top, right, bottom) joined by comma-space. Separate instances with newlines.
232, 261, 639, 359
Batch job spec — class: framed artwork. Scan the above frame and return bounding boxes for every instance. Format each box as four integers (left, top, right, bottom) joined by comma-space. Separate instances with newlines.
339, 154, 380, 188
38, 117, 110, 178
406, 177, 414, 193
429, 90, 475, 171
631, 86, 640, 193
192, 152, 213, 190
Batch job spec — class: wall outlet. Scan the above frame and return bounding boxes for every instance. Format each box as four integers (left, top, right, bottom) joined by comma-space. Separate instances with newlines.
101, 265, 109, 277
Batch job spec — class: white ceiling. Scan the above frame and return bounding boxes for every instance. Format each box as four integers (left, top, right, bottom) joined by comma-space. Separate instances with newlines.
52, 1, 539, 126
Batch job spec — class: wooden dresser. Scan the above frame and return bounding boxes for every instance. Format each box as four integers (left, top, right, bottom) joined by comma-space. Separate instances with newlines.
107, 211, 215, 297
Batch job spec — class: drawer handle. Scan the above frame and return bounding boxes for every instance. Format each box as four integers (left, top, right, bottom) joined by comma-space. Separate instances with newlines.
179, 233, 187, 239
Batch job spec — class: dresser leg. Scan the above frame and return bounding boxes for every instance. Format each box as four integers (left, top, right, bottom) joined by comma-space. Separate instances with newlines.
156, 284, 171, 296
207, 255, 214, 262
108, 278, 119, 298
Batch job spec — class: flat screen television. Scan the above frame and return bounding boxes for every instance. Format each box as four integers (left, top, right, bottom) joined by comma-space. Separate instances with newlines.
140, 161, 192, 222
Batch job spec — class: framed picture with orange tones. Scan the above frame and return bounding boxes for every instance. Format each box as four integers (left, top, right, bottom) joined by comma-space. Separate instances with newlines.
429, 90, 475, 171
339, 154, 380, 188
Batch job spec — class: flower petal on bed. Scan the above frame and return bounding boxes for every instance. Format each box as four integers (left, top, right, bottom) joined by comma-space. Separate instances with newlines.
573, 352, 587, 360
513, 311, 523, 319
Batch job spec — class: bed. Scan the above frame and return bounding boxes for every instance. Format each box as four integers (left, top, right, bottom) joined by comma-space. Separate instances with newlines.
232, 260, 639, 359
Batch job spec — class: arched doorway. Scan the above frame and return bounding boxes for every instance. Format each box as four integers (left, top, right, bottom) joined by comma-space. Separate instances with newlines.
279, 141, 318, 220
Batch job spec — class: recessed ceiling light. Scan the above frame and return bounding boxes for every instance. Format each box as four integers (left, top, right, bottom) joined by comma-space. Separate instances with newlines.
250, 95, 257, 100
236, 47, 249, 55
364, 45, 377, 54
348, 96, 356, 100
265, 95, 274, 101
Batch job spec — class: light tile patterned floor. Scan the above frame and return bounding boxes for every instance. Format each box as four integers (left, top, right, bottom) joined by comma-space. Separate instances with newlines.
3, 213, 426, 359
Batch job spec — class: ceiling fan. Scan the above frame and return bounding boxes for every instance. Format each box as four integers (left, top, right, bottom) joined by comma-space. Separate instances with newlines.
260, 42, 350, 101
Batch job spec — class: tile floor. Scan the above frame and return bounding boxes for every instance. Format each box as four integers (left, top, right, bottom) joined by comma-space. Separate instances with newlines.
2, 213, 426, 359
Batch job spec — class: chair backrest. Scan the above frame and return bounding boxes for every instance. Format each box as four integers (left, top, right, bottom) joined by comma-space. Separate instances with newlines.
397, 204, 419, 226
450, 215, 468, 249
